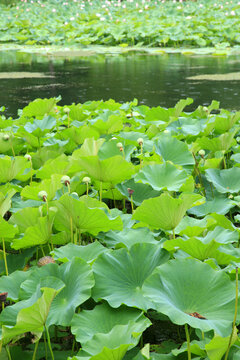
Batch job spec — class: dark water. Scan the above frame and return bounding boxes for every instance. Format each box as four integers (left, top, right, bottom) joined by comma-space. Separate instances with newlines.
1, 50, 240, 117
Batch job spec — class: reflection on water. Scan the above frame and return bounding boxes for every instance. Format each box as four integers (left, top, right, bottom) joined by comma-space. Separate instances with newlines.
0, 50, 240, 117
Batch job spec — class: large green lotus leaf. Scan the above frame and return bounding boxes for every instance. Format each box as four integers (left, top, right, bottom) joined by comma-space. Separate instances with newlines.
132, 193, 204, 231
0, 189, 16, 217
36, 154, 70, 179
52, 241, 108, 263
0, 270, 30, 300
21, 174, 63, 201
188, 196, 236, 217
72, 138, 105, 158
11, 212, 55, 250
0, 156, 31, 182
171, 339, 207, 357
134, 163, 189, 192
0, 217, 18, 239
59, 125, 99, 148
71, 344, 130, 360
154, 135, 194, 166
174, 216, 210, 237
213, 112, 240, 134
20, 258, 94, 326
0, 134, 24, 156
143, 259, 236, 337
168, 117, 207, 137
97, 227, 158, 249
116, 178, 160, 206
92, 243, 169, 309
9, 207, 40, 232
0, 248, 35, 275
205, 168, 240, 194
163, 237, 240, 265
98, 140, 135, 162
194, 132, 236, 153
71, 302, 151, 345
202, 226, 239, 245
22, 97, 57, 118
205, 330, 238, 360
1, 286, 63, 345
207, 213, 237, 232
24, 115, 56, 137
54, 194, 122, 236
77, 155, 135, 184
89, 112, 123, 134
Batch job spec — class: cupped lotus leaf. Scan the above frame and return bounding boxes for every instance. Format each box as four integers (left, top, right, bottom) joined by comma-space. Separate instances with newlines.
71, 344, 130, 360
9, 207, 40, 232
21, 174, 63, 201
202, 226, 239, 245
134, 163, 189, 192
77, 155, 135, 184
194, 132, 236, 153
36, 154, 70, 179
0, 189, 16, 217
92, 243, 169, 309
89, 112, 123, 134
163, 237, 240, 265
168, 117, 207, 137
0, 217, 18, 238
172, 98, 194, 118
0, 248, 35, 275
11, 211, 55, 250
22, 97, 57, 118
1, 286, 63, 345
174, 216, 209, 237
132, 193, 204, 231
154, 135, 194, 166
0, 156, 31, 183
24, 115, 56, 137
54, 193, 122, 236
188, 196, 236, 217
72, 138, 105, 157
142, 259, 236, 337
98, 140, 135, 162
207, 213, 237, 232
71, 302, 151, 345
205, 330, 238, 360
116, 178, 160, 206
0, 134, 24, 156
213, 112, 240, 134
171, 339, 207, 357
60, 125, 99, 147
52, 241, 108, 263
97, 227, 158, 249
20, 258, 94, 326
205, 168, 240, 194
0, 270, 30, 300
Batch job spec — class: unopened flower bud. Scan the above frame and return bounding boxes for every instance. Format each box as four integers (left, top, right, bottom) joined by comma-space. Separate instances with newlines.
3, 134, 9, 141
82, 176, 91, 184
198, 149, 205, 157
63, 107, 70, 114
117, 142, 123, 148
137, 138, 143, 145
38, 190, 48, 201
127, 188, 134, 196
61, 175, 71, 185
24, 154, 32, 161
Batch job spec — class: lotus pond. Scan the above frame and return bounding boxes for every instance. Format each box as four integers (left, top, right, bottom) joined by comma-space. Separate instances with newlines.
0, 96, 240, 359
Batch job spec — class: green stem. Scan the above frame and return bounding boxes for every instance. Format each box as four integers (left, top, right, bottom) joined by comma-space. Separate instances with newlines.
224, 267, 238, 360
130, 195, 134, 213
70, 217, 73, 243
32, 339, 39, 360
45, 326, 54, 360
43, 329, 48, 360
40, 245, 46, 257
185, 324, 191, 360
86, 183, 89, 196
2, 237, 8, 276
5, 345, 12, 360
172, 229, 175, 240
99, 181, 102, 203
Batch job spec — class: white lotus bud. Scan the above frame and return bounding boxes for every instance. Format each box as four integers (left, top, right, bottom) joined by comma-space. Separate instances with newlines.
198, 149, 205, 157
24, 154, 32, 161
63, 107, 70, 114
137, 138, 143, 145
82, 176, 91, 184
61, 175, 71, 185
3, 134, 9, 141
38, 190, 48, 201
116, 142, 123, 148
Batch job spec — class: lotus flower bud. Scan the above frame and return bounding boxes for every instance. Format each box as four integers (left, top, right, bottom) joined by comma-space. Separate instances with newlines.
203, 106, 208, 112
24, 154, 32, 161
198, 149, 205, 158
82, 176, 91, 184
71, 192, 78, 196
61, 175, 71, 185
38, 256, 55, 267
127, 188, 134, 196
137, 138, 143, 145
116, 142, 123, 148
0, 292, 8, 302
164, 129, 169, 134
3, 134, 9, 141
63, 107, 70, 114
38, 190, 48, 201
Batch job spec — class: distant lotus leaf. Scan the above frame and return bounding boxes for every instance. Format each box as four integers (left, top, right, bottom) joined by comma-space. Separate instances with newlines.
89, 111, 123, 134
116, 178, 160, 206
0, 156, 31, 183
213, 112, 240, 134
71, 302, 151, 345
24, 115, 56, 137
134, 162, 189, 192
52, 241, 108, 263
202, 226, 239, 245
21, 174, 63, 201
194, 132, 236, 153
19, 257, 94, 326
205, 168, 240, 194
77, 155, 135, 184
22, 97, 57, 118
98, 140, 135, 162
132, 192, 204, 231
72, 138, 105, 157
36, 154, 70, 179
174, 216, 209, 237
54, 194, 123, 236
1, 286, 63, 345
143, 259, 236, 337
154, 135, 194, 166
188, 196, 236, 217
92, 243, 169, 309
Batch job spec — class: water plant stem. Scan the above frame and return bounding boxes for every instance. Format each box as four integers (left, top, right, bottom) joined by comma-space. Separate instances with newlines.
185, 324, 191, 360
70, 217, 73, 243
130, 194, 134, 213
224, 266, 238, 360
6, 345, 12, 360
2, 237, 8, 276
32, 339, 39, 360
45, 326, 54, 360
99, 181, 102, 202
43, 329, 48, 360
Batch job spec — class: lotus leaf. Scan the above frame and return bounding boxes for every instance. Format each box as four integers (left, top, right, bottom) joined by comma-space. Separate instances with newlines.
205, 167, 240, 194
22, 97, 57, 118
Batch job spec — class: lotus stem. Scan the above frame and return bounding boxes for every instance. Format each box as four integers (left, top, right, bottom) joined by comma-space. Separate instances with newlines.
45, 326, 54, 360
192, 152, 206, 197
2, 237, 8, 276
43, 330, 48, 360
222, 155, 227, 169
5, 345, 12, 360
224, 266, 238, 360
10, 138, 15, 158
30, 159, 33, 186
185, 324, 191, 360
130, 194, 134, 213
70, 217, 73, 243
32, 339, 39, 360
99, 181, 102, 202
172, 229, 175, 240
86, 183, 89, 196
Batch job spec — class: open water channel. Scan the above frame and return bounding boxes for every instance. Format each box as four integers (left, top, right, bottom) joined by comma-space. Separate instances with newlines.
1, 50, 240, 117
